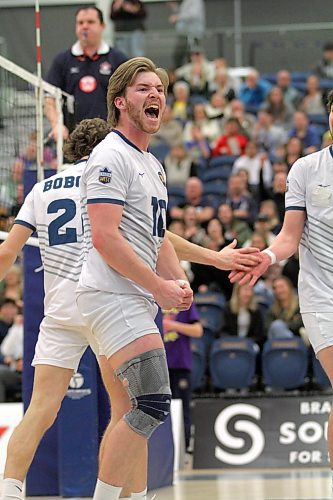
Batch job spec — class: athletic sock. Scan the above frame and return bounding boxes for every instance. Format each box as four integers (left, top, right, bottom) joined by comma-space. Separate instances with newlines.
1, 478, 24, 500
93, 479, 122, 500
131, 487, 148, 498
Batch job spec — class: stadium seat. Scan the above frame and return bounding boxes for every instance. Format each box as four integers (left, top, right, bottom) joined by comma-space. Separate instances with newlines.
319, 78, 333, 92
312, 352, 331, 389
194, 290, 226, 334
209, 155, 238, 169
149, 143, 170, 162
203, 181, 228, 198
291, 71, 310, 83
307, 113, 328, 126
191, 337, 206, 391
260, 73, 277, 85
167, 185, 185, 198
209, 336, 257, 390
202, 165, 232, 183
262, 337, 308, 390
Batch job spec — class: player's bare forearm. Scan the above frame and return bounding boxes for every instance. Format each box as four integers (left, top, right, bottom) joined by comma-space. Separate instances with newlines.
156, 236, 187, 281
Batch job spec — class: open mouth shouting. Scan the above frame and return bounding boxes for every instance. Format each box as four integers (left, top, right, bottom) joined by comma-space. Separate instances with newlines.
144, 104, 160, 121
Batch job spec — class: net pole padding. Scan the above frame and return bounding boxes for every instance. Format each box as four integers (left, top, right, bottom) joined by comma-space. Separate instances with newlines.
35, 0, 44, 182
0, 230, 39, 247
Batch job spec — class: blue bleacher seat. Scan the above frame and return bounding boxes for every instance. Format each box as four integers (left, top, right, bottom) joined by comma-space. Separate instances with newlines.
307, 113, 328, 126
202, 165, 232, 183
262, 337, 308, 390
209, 155, 238, 169
191, 337, 206, 391
260, 73, 277, 85
194, 290, 226, 334
319, 79, 333, 92
312, 352, 330, 389
209, 336, 257, 390
203, 181, 228, 198
291, 71, 310, 83
149, 143, 170, 162
167, 185, 185, 198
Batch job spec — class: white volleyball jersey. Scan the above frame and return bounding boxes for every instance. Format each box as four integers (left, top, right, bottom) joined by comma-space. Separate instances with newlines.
15, 161, 88, 325
286, 145, 333, 313
78, 130, 168, 298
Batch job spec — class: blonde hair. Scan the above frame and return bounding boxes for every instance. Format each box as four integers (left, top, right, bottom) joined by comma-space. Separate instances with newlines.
107, 57, 169, 127
271, 276, 299, 320
229, 283, 257, 314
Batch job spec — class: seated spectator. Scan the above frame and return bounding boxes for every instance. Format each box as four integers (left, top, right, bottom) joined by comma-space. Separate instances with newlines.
20, 130, 56, 170
258, 170, 287, 224
260, 86, 294, 130
170, 80, 191, 122
163, 303, 203, 449
218, 283, 265, 350
190, 228, 234, 299
183, 102, 220, 146
232, 142, 272, 191
288, 110, 321, 154
225, 173, 258, 227
149, 104, 184, 147
251, 213, 276, 247
0, 299, 19, 355
0, 312, 23, 402
223, 99, 257, 138
175, 47, 214, 97
205, 91, 227, 120
299, 74, 326, 116
259, 199, 282, 235
0, 158, 24, 216
238, 69, 271, 109
271, 159, 288, 175
284, 136, 303, 170
212, 57, 242, 94
169, 176, 215, 225
217, 203, 252, 247
212, 117, 248, 157
183, 124, 211, 162
164, 144, 197, 187
0, 264, 23, 308
265, 276, 303, 338
311, 41, 333, 80
253, 262, 282, 317
276, 69, 302, 108
183, 205, 207, 245
208, 67, 236, 102
253, 110, 288, 156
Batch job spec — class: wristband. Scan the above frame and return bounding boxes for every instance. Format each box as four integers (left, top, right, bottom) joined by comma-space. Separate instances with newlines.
262, 248, 277, 265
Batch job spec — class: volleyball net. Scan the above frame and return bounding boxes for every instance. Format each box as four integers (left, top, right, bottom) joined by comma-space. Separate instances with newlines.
0, 54, 73, 184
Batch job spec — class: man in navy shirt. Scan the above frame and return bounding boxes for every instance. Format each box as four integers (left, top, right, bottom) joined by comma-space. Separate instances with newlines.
45, 6, 127, 140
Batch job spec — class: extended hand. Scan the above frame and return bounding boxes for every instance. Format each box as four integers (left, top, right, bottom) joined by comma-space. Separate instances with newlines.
214, 239, 262, 271
228, 251, 271, 286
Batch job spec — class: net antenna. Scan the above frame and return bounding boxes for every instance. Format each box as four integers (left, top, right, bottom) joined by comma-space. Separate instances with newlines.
35, 0, 44, 181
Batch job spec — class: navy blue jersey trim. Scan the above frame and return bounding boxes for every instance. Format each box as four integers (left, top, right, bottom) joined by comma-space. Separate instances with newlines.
112, 129, 144, 154
330, 145, 333, 159
74, 158, 87, 165
87, 198, 125, 206
285, 206, 306, 211
14, 220, 36, 231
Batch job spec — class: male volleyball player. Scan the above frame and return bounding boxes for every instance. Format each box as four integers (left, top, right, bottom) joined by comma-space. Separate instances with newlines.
229, 89, 333, 499
0, 119, 261, 500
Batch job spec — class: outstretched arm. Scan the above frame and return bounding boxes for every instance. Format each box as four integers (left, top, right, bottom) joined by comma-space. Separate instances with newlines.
229, 209, 306, 286
166, 230, 261, 271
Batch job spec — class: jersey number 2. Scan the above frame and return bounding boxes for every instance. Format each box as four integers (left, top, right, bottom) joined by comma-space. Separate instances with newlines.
47, 199, 77, 246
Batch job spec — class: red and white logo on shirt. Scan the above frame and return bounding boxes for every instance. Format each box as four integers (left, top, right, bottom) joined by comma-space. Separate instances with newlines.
79, 76, 97, 93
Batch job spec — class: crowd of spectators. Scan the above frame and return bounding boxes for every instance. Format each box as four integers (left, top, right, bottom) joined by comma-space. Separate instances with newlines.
1, 37, 333, 402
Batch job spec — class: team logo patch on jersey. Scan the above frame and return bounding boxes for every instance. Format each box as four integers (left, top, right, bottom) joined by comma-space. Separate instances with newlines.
99, 62, 112, 75
99, 167, 112, 184
158, 171, 166, 186
79, 75, 97, 93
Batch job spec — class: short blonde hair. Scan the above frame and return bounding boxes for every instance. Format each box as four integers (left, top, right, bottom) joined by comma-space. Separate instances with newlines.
107, 57, 169, 127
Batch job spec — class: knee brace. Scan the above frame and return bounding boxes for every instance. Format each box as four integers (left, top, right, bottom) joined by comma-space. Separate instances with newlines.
114, 348, 171, 439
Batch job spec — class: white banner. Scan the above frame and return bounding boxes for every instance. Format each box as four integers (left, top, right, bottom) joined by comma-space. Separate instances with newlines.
0, 403, 23, 474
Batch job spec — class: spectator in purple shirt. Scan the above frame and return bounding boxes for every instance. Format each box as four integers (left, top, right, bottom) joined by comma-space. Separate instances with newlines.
163, 304, 203, 449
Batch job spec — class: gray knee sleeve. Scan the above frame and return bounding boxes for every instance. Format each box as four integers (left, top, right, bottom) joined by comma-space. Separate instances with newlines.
114, 348, 171, 439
